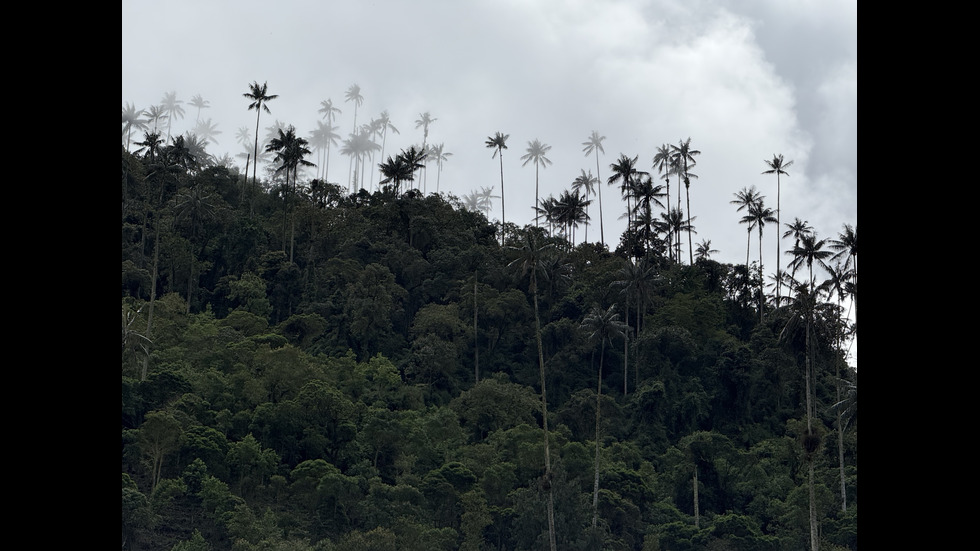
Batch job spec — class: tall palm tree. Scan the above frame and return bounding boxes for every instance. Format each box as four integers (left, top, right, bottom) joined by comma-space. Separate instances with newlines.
345, 84, 365, 188
340, 128, 379, 192
631, 175, 665, 255
521, 139, 553, 227
318, 98, 343, 182
785, 233, 830, 551
822, 259, 852, 512
746, 199, 777, 320
508, 229, 558, 551
582, 131, 607, 245
399, 146, 427, 192
580, 303, 627, 529
671, 138, 700, 264
477, 186, 500, 217
189, 94, 210, 122
267, 125, 315, 261
486, 132, 509, 243
243, 81, 278, 207
731, 186, 764, 271
652, 144, 674, 255
828, 224, 858, 328
160, 91, 185, 144
415, 112, 437, 191
144, 104, 167, 134
571, 170, 598, 244
122, 103, 147, 153
429, 143, 452, 193
608, 154, 647, 257
763, 154, 794, 305
553, 189, 589, 247
782, 218, 814, 303
375, 110, 399, 186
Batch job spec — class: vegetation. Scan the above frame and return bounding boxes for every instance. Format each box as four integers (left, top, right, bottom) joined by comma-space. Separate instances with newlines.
122, 91, 856, 551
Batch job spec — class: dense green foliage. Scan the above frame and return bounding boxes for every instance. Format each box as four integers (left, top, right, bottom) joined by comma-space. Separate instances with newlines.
122, 144, 856, 551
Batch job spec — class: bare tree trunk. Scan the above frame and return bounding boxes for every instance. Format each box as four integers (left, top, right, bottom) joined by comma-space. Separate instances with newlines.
593, 341, 604, 528
693, 464, 700, 528
474, 270, 479, 383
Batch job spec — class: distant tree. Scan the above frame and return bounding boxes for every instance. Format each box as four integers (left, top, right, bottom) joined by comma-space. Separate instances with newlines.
318, 98, 343, 182
122, 102, 147, 152
745, 198, 777, 320
160, 90, 185, 143
582, 131, 607, 245
144, 104, 167, 134
571, 169, 598, 244
345, 84, 364, 188
763, 154, 794, 305
521, 139, 553, 228
828, 224, 858, 326
695, 239, 718, 261
671, 138, 700, 264
608, 154, 648, 257
374, 110, 399, 187
415, 112, 437, 191
580, 303, 626, 528
731, 186, 764, 271
782, 217, 814, 302
190, 118, 221, 146
378, 153, 414, 194
189, 93, 210, 122
652, 143, 673, 253
243, 81, 278, 207
429, 142, 453, 193
486, 132, 510, 242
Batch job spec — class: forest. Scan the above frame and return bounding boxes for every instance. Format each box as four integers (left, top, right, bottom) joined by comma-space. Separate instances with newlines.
121, 99, 857, 550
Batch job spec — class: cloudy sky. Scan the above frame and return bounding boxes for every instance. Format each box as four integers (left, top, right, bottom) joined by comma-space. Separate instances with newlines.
123, 0, 856, 362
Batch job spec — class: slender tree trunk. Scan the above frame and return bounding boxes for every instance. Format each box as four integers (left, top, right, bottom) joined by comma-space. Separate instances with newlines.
686, 180, 693, 265
500, 153, 506, 246
593, 340, 604, 529
142, 222, 161, 382
623, 298, 629, 396
693, 464, 700, 529
776, 174, 781, 307
595, 153, 604, 246
474, 270, 479, 384
532, 273, 557, 551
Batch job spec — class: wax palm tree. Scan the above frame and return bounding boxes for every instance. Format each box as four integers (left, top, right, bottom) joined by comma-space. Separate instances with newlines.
652, 144, 674, 255
507, 228, 558, 551
631, 175, 665, 255
191, 118, 221, 146
318, 99, 343, 181
415, 112, 437, 191
554, 189, 589, 247
429, 143, 452, 193
580, 303, 627, 529
571, 169, 598, 243
783, 233, 830, 551
782, 217, 814, 304
134, 131, 164, 164
243, 81, 278, 206
477, 186, 500, 217
340, 128, 379, 192
534, 195, 560, 236
822, 259, 853, 512
731, 186, 764, 271
267, 125, 315, 261
182, 133, 213, 168
344, 84, 365, 188
122, 102, 147, 153
608, 154, 648, 256
375, 111, 399, 183
661, 207, 687, 263
486, 132, 509, 243
763, 154, 794, 305
144, 104, 167, 134
378, 153, 415, 194
189, 94, 210, 122
582, 131, 607, 245
695, 239, 718, 261
521, 139, 553, 227
828, 224, 858, 328
160, 91, 185, 143
400, 145, 427, 192
746, 199, 777, 320
671, 138, 700, 264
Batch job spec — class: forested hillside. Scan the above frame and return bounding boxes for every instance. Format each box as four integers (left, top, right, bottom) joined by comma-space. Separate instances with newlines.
121, 140, 857, 551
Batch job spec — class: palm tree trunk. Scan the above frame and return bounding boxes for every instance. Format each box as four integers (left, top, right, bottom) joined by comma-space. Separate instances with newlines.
686, 182, 693, 265
532, 273, 557, 551
693, 464, 700, 529
499, 153, 506, 245
142, 222, 161, 382
623, 298, 629, 396
474, 270, 479, 384
593, 340, 604, 529
595, 153, 604, 246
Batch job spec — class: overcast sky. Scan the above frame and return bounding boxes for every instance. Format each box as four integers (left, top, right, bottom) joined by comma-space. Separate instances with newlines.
123, 0, 857, 362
